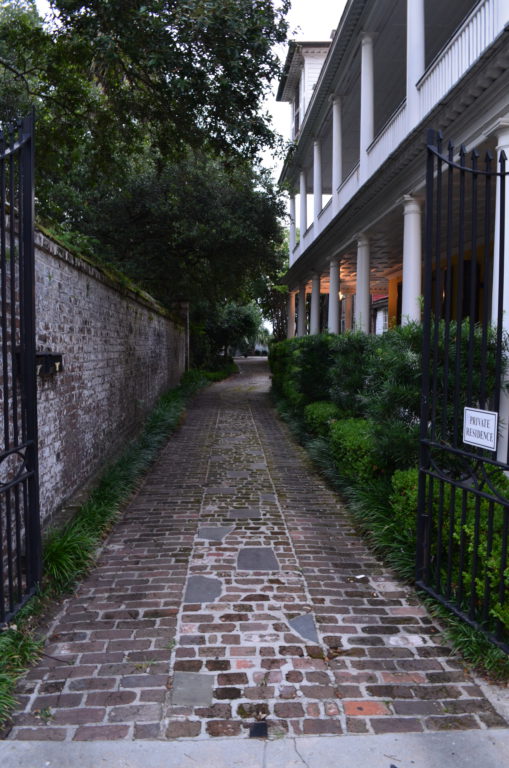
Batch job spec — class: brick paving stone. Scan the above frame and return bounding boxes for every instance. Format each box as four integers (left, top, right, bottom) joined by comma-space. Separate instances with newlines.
6, 359, 508, 742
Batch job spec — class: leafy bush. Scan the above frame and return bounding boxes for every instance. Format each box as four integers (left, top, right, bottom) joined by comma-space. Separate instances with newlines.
389, 467, 419, 546
329, 418, 378, 486
304, 401, 342, 437
270, 334, 338, 414
328, 331, 379, 417
390, 466, 509, 634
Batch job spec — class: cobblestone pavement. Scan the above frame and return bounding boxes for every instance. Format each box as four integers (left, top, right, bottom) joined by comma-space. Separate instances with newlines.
7, 358, 508, 742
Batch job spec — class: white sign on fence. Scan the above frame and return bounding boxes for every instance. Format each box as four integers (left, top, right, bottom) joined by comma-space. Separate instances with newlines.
463, 407, 498, 452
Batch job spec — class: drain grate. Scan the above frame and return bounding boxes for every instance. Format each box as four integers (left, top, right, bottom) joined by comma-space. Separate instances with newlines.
249, 721, 268, 738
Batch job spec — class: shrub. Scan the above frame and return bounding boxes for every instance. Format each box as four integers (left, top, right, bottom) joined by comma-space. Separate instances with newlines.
328, 331, 379, 417
389, 467, 419, 546
391, 466, 509, 634
329, 418, 378, 486
270, 334, 338, 414
365, 324, 423, 473
304, 401, 342, 437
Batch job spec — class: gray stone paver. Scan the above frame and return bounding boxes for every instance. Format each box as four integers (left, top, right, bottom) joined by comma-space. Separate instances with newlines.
5, 358, 508, 741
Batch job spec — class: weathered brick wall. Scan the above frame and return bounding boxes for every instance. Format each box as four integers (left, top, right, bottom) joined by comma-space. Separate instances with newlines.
34, 230, 187, 525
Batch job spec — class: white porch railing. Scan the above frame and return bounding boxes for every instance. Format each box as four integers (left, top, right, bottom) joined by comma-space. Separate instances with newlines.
317, 197, 334, 235
289, 0, 506, 269
366, 101, 407, 179
418, 0, 498, 120
337, 164, 360, 212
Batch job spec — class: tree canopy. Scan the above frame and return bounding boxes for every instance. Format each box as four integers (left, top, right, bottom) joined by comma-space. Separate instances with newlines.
0, 0, 290, 361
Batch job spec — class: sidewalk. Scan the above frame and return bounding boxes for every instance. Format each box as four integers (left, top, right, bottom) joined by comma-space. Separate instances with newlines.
4, 358, 508, 744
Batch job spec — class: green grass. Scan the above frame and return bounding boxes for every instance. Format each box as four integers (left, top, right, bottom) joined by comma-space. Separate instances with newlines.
0, 364, 236, 729
423, 597, 509, 681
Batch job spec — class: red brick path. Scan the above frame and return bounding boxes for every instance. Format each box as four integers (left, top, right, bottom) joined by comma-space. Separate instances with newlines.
7, 359, 507, 741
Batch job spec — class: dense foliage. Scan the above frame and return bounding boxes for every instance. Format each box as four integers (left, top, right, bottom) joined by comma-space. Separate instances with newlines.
0, 0, 289, 337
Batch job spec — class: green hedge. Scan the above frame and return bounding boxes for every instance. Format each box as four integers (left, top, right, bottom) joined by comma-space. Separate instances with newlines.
329, 418, 377, 487
269, 334, 338, 412
303, 401, 342, 437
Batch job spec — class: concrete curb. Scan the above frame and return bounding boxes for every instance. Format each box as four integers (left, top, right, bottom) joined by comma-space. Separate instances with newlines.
1, 730, 509, 768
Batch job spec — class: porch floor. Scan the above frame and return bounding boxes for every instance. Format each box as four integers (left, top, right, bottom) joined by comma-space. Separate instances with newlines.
7, 358, 508, 742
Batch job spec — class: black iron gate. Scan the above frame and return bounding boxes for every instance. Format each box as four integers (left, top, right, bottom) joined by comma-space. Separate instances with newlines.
0, 112, 41, 625
417, 130, 509, 652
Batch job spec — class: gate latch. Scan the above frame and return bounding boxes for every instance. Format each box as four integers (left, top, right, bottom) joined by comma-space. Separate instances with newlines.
35, 352, 63, 376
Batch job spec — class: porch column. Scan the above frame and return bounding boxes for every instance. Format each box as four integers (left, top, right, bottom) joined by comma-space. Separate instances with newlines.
328, 258, 340, 334
310, 273, 321, 335
491, 123, 509, 462
289, 193, 296, 262
356, 234, 370, 332
313, 139, 323, 222
360, 34, 374, 182
406, 0, 425, 131
332, 97, 343, 197
287, 291, 296, 339
299, 169, 307, 237
401, 196, 422, 324
297, 283, 307, 337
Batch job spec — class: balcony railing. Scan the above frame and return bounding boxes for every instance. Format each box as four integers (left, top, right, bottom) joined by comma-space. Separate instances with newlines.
418, 0, 498, 119
366, 100, 407, 179
290, 0, 504, 267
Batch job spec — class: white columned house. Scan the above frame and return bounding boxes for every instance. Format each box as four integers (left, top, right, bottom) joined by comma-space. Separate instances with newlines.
332, 97, 342, 205
299, 170, 307, 237
328, 258, 340, 334
359, 34, 374, 183
356, 235, 370, 332
491, 121, 509, 462
277, 0, 509, 337
406, 0, 425, 132
310, 273, 321, 335
289, 193, 296, 262
297, 284, 307, 337
313, 139, 322, 222
287, 292, 296, 339
401, 196, 422, 324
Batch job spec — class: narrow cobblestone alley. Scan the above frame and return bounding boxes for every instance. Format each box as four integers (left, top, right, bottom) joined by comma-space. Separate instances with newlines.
7, 359, 508, 742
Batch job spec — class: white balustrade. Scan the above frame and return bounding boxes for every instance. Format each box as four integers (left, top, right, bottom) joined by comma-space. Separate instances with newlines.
418, 0, 497, 120
337, 165, 360, 211
367, 101, 407, 179
290, 0, 503, 268
317, 197, 334, 234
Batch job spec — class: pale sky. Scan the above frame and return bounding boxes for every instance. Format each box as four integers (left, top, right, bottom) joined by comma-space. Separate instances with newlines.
265, 0, 347, 174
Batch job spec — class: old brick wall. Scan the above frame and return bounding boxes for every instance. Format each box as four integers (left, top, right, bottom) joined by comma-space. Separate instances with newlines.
34, 230, 187, 525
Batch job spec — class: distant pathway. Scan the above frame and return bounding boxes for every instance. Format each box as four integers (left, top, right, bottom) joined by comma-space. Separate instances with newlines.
7, 358, 507, 741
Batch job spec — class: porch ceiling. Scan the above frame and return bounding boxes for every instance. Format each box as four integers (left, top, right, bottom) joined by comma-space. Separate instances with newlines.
294, 134, 499, 296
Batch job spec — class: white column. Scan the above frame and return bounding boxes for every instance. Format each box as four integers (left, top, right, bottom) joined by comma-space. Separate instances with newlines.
297, 284, 307, 337
360, 34, 374, 182
289, 193, 296, 263
310, 273, 321, 335
356, 235, 370, 332
328, 258, 340, 334
491, 124, 509, 462
498, 0, 509, 29
332, 97, 343, 197
313, 139, 322, 222
406, 0, 425, 131
401, 196, 422, 324
287, 291, 296, 339
299, 170, 307, 237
